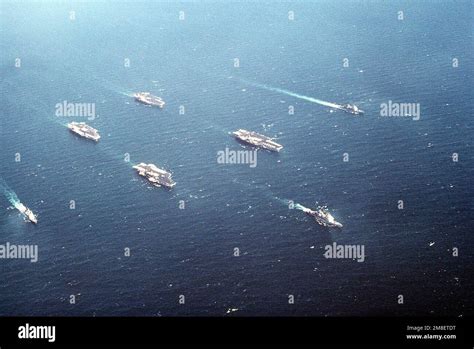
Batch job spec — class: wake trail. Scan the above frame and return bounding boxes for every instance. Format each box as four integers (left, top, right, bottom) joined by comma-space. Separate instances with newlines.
275, 197, 309, 211
294, 203, 309, 211
231, 179, 309, 211
0, 177, 22, 209
237, 78, 341, 109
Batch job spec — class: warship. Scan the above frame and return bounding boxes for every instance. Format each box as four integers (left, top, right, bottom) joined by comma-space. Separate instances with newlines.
333, 103, 364, 115
67, 122, 100, 142
133, 163, 176, 188
301, 206, 343, 228
232, 129, 283, 152
15, 203, 38, 224
134, 92, 165, 108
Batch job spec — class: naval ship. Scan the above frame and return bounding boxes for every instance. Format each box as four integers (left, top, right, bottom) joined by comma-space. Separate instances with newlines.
67, 122, 100, 142
134, 92, 165, 108
133, 163, 176, 188
232, 129, 283, 152
333, 103, 364, 115
15, 203, 38, 224
301, 206, 342, 228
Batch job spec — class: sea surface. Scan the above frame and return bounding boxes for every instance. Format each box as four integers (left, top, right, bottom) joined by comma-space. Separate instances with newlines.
0, 1, 472, 316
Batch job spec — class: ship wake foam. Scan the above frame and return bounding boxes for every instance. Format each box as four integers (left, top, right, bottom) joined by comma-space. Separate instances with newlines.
294, 203, 309, 211
273, 197, 309, 211
231, 179, 311, 212
0, 177, 22, 209
238, 79, 341, 109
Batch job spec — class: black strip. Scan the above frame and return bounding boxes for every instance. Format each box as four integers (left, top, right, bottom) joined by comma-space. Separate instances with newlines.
0, 317, 472, 347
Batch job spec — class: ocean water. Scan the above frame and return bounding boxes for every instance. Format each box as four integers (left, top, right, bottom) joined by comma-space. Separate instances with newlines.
0, 1, 472, 316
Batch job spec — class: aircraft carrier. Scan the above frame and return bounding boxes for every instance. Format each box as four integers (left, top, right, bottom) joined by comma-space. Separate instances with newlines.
301, 206, 343, 228
232, 129, 283, 152
133, 163, 176, 188
134, 92, 165, 108
67, 122, 101, 142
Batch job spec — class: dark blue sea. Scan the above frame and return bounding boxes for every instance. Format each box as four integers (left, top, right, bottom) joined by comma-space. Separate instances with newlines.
0, 1, 472, 316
